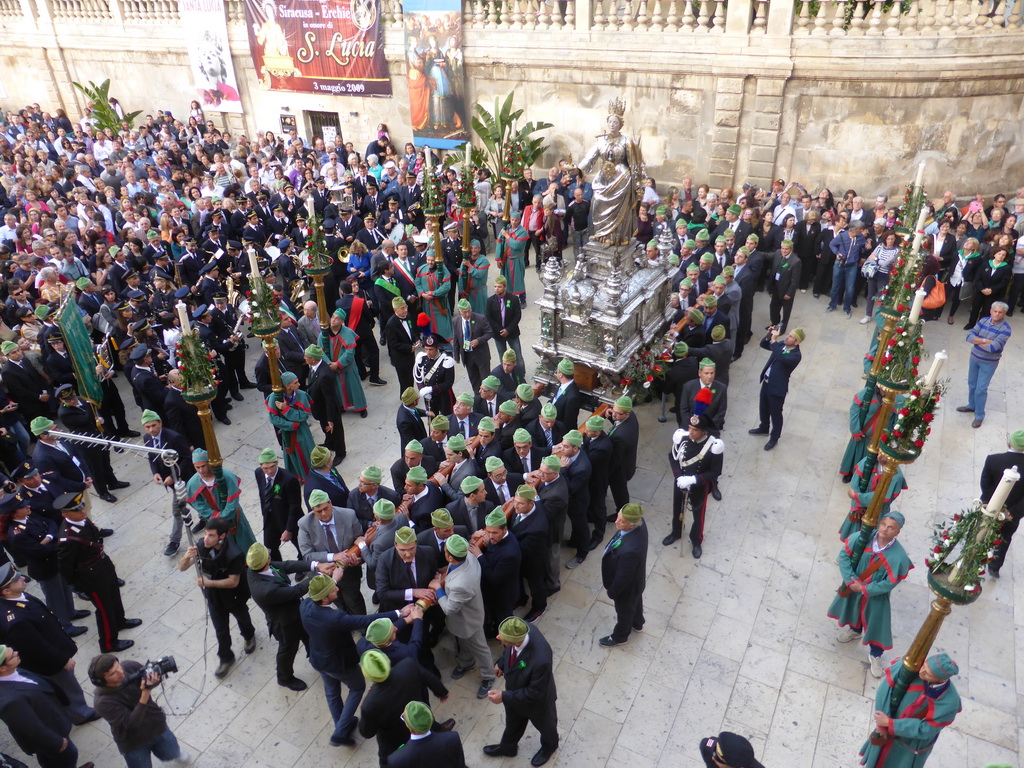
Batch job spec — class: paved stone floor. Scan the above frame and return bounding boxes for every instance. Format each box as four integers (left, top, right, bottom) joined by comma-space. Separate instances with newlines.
3, 268, 1022, 768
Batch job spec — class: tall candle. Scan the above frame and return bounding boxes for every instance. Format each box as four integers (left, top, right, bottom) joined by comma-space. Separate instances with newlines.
463, 143, 470, 182
176, 301, 191, 334
907, 288, 927, 326
911, 205, 928, 254
914, 160, 925, 190
922, 350, 946, 390
985, 466, 1021, 515
425, 146, 432, 174
305, 195, 315, 219
248, 248, 260, 280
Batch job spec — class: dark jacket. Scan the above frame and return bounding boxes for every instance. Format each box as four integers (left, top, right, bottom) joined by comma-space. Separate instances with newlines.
485, 292, 522, 340
0, 669, 73, 757
299, 598, 399, 675
359, 657, 449, 761
495, 624, 557, 716
758, 336, 802, 397
397, 405, 428, 452
601, 520, 648, 601
550, 380, 581, 429
93, 660, 169, 754
609, 412, 639, 480
247, 559, 314, 636
0, 592, 76, 675
302, 467, 351, 511
387, 729, 467, 768
163, 387, 206, 450
374, 546, 441, 612
256, 466, 303, 539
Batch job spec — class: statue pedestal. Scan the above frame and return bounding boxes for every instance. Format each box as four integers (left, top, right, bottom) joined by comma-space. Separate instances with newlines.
532, 239, 674, 404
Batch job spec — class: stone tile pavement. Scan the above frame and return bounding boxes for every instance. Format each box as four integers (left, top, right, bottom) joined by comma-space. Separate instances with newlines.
2, 271, 1022, 767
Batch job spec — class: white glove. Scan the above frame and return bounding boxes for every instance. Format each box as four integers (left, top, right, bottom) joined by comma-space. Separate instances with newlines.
418, 386, 433, 399
676, 476, 696, 490
672, 429, 686, 444
710, 437, 725, 455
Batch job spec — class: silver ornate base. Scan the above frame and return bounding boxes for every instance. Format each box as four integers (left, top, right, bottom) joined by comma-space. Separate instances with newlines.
532, 239, 674, 403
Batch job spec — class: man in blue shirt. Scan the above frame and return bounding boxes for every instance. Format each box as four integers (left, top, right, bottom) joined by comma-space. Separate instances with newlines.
825, 219, 869, 317
957, 301, 1012, 428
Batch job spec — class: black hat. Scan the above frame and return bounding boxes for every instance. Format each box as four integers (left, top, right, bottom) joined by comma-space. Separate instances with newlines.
365, 212, 376, 221
199, 262, 218, 275
242, 233, 257, 242
55, 383, 75, 399
53, 491, 85, 512
192, 304, 210, 319
45, 334, 65, 346
115, 301, 131, 312
130, 345, 150, 361
366, 178, 378, 188
12, 462, 38, 482
213, 293, 227, 301
323, 219, 336, 232
129, 319, 150, 333
226, 240, 242, 250
185, 238, 197, 246
257, 193, 268, 201
707, 733, 764, 768
272, 204, 284, 213
247, 211, 259, 220
154, 251, 169, 260
126, 289, 146, 300
153, 268, 174, 282
172, 286, 190, 300
295, 213, 307, 222
315, 176, 326, 184
0, 494, 26, 517
423, 335, 438, 348
689, 413, 714, 432
278, 238, 291, 250
211, 210, 223, 218
124, 270, 139, 281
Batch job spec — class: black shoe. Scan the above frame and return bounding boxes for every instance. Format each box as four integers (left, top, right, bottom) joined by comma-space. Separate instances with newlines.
75, 711, 102, 725
566, 555, 586, 570
121, 618, 142, 629
587, 533, 603, 551
524, 609, 545, 622
240, 381, 257, 389
116, 578, 125, 587
217, 417, 232, 425
692, 543, 703, 559
711, 487, 722, 501
244, 636, 257, 654
102, 639, 134, 652
989, 565, 1001, 579
72, 609, 91, 620
955, 405, 975, 413
436, 717, 455, 732
840, 474, 852, 484
605, 513, 617, 523
109, 481, 130, 490
329, 733, 355, 747
118, 429, 142, 438
451, 665, 470, 680
66, 625, 88, 638
598, 635, 626, 648
231, 392, 244, 401
484, 745, 518, 758
764, 439, 778, 451
368, 377, 387, 386
359, 410, 368, 418
562, 538, 574, 547
963, 323, 973, 330
225, 403, 233, 410
748, 427, 769, 436
98, 528, 114, 538
99, 493, 117, 504
531, 749, 555, 767
662, 533, 681, 546
278, 677, 307, 691
191, 519, 207, 534
163, 541, 180, 557
371, 593, 380, 605
515, 595, 528, 608
214, 659, 235, 678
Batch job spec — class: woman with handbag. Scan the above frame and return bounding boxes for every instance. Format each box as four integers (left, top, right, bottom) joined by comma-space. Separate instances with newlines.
943, 237, 982, 324
860, 231, 900, 323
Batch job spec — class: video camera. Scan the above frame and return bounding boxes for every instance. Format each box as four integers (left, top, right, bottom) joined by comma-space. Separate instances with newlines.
123, 656, 178, 687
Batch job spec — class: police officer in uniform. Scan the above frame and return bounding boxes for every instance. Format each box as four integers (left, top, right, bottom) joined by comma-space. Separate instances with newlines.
193, 305, 232, 425
663, 412, 724, 559
211, 294, 254, 400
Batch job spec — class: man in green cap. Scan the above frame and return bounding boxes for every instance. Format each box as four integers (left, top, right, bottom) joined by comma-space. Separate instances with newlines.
356, 499, 411, 596
397, 386, 429, 456
447, 475, 496, 534
388, 699, 466, 766
459, 239, 490, 317
253, 447, 302, 562
490, 348, 526, 405
266, 371, 316, 481
730, 246, 757, 360
608, 396, 640, 513
449, 392, 481, 442
486, 275, 523, 363
678, 357, 728, 435
550, 357, 580, 427
514, 383, 540, 426
582, 415, 614, 547
185, 449, 257, 553
712, 202, 752, 245
678, 306, 707, 349
417, 508, 470, 560
768, 238, 801, 332
476, 506, 522, 635
304, 342, 347, 460
509, 484, 550, 622
505, 427, 542, 476
827, 510, 911, 678
475, 375, 502, 420
533, 454, 567, 593
749, 325, 804, 451
298, 488, 364, 614
304, 445, 351, 512
402, 464, 446, 530
688, 323, 734, 389
425, 414, 452, 465
559, 431, 594, 570
430, 534, 496, 698
860, 651, 961, 768
452, 298, 493, 393
246, 541, 332, 691
529, 403, 565, 454
383, 294, 422, 393
348, 465, 402, 531
390, 439, 440, 493
483, 616, 559, 766
437, 434, 478, 502
319, 307, 368, 417
496, 209, 528, 304
980, 430, 1024, 577
473, 416, 505, 470
599, 504, 648, 647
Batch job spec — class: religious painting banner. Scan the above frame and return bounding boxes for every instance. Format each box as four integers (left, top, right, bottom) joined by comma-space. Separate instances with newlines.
242, 0, 391, 96
57, 298, 104, 407
403, 0, 468, 149
179, 0, 244, 113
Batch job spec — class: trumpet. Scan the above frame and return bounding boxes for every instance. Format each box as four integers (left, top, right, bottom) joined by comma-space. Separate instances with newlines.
226, 276, 241, 309
337, 246, 350, 264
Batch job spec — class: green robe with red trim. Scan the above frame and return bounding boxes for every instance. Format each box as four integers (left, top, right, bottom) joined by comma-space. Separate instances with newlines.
863, 311, 887, 373
185, 468, 256, 553
841, 385, 882, 478
860, 656, 961, 768
414, 262, 453, 342
318, 327, 366, 412
827, 533, 912, 650
497, 225, 527, 296
460, 254, 490, 316
266, 389, 315, 481
839, 457, 908, 540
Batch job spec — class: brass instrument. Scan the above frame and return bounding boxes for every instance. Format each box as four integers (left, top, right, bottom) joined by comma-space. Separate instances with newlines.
337, 245, 350, 264
226, 276, 241, 309
95, 330, 114, 378
227, 307, 247, 351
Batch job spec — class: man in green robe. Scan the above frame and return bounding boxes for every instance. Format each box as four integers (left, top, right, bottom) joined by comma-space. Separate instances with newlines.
266, 371, 316, 481
319, 308, 367, 415
863, 311, 887, 374
828, 510, 912, 678
840, 385, 882, 482
860, 652, 962, 768
459, 239, 490, 316
496, 210, 528, 303
185, 448, 257, 553
415, 250, 453, 345
839, 453, 908, 540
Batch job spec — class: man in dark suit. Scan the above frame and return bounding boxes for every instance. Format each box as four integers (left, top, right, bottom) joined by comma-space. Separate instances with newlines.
127, 345, 168, 419
141, 409, 195, 556
534, 456, 567, 594
1, 342, 53, 424
390, 442, 439, 494
559, 432, 593, 570
485, 277, 523, 362
483, 617, 558, 767
583, 415, 614, 550
607, 397, 640, 513
397, 389, 429, 455
981, 431, 1024, 577
0, 645, 90, 768
415, 509, 470, 562
374, 525, 441, 612
549, 358, 581, 429
447, 476, 495, 533
245, 542, 322, 691
298, 490, 364, 615
303, 446, 351, 510
164, 370, 206, 450
56, 386, 127, 503
304, 345, 347, 460
508, 485, 549, 623
527, 404, 565, 453
598, 504, 648, 647
688, 325, 735, 388
483, 458, 523, 509
768, 239, 801, 332
276, 312, 309, 387
732, 248, 758, 360
502, 429, 545, 476
31, 416, 118, 504
452, 300, 493, 393
712, 204, 752, 245
678, 360, 728, 434
300, 571, 411, 747
347, 465, 402, 531
255, 448, 302, 561
447, 394, 481, 441
748, 327, 804, 451
401, 466, 445, 530
476, 508, 521, 635
388, 700, 466, 768
385, 297, 421, 393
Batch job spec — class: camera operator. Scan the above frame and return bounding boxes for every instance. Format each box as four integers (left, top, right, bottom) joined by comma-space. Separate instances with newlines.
88, 654, 190, 768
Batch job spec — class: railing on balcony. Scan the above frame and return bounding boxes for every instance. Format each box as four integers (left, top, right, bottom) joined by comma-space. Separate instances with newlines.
0, 0, 23, 16
794, 0, 1023, 34
121, 0, 179, 22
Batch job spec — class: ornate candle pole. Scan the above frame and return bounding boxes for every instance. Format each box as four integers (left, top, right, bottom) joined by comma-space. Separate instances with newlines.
177, 326, 228, 504
500, 139, 524, 229
247, 250, 283, 394
422, 150, 445, 261
458, 147, 477, 263
303, 212, 332, 328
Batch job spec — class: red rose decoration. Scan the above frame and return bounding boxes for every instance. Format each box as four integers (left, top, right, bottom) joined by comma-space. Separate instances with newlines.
933, 546, 942, 553
923, 413, 933, 423
899, 408, 910, 416
911, 389, 921, 397
912, 356, 920, 364
914, 439, 924, 448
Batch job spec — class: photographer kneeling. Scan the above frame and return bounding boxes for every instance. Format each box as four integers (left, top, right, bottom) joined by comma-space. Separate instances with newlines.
88, 655, 190, 768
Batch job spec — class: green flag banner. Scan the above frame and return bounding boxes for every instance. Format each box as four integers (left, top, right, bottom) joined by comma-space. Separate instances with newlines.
57, 298, 103, 406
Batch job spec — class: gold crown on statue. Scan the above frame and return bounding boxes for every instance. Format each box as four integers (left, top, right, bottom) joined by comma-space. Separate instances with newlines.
608, 98, 626, 117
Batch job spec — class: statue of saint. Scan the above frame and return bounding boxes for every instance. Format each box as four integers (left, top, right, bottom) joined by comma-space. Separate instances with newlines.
578, 99, 644, 247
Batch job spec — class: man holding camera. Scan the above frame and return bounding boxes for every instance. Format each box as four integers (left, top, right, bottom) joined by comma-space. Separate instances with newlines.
89, 654, 189, 768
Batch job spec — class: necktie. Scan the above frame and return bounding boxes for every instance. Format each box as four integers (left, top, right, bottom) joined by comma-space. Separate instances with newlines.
509, 646, 518, 667
500, 301, 506, 325
406, 561, 416, 587
497, 485, 505, 504
265, 473, 274, 493
604, 531, 622, 554
322, 522, 339, 552
462, 419, 469, 438
489, 401, 495, 417
464, 320, 471, 345
545, 429, 553, 448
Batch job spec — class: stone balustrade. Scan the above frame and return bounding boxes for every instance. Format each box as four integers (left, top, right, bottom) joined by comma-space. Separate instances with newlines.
50, 0, 113, 21
120, 0, 179, 23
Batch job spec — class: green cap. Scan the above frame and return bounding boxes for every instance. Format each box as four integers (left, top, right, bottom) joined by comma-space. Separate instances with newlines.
498, 616, 529, 643
647, 239, 658, 248
727, 203, 742, 215
781, 239, 794, 248
75, 277, 91, 290
502, 349, 517, 363
1, 341, 18, 355
394, 526, 416, 545
1009, 430, 1024, 451
403, 701, 434, 734
406, 466, 429, 484
445, 534, 468, 558
494, 275, 507, 286
656, 206, 667, 215
557, 358, 574, 376
683, 239, 697, 249
141, 409, 161, 425
447, 434, 467, 452
192, 449, 209, 462
304, 344, 323, 361
392, 296, 407, 309
485, 457, 505, 473
668, 254, 680, 266
515, 384, 534, 402
481, 376, 501, 391
280, 371, 298, 386
564, 429, 583, 447
457, 299, 471, 311
146, 229, 159, 239
699, 252, 714, 264
695, 229, 710, 241
746, 233, 760, 245
360, 650, 391, 682
699, 357, 716, 369
703, 294, 718, 308
461, 475, 484, 494
715, 235, 727, 245
540, 403, 557, 420
711, 325, 727, 342
673, 342, 689, 357
723, 265, 735, 277
361, 465, 383, 484
713, 275, 727, 286
246, 542, 270, 570
431, 509, 454, 528
585, 415, 607, 432
366, 617, 395, 646
373, 499, 396, 520
515, 484, 536, 500
882, 510, 906, 529
541, 455, 561, 472
333, 308, 347, 321
679, 278, 693, 289
307, 573, 335, 602
792, 328, 806, 342
34, 306, 50, 320
430, 415, 449, 431
615, 396, 633, 411
620, 503, 644, 523
309, 489, 331, 507
311, 445, 331, 468
258, 447, 278, 463
485, 508, 507, 527
401, 387, 419, 406
478, 417, 496, 432
687, 308, 704, 324
30, 417, 54, 436
513, 428, 532, 444
405, 439, 424, 454
499, 400, 518, 417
